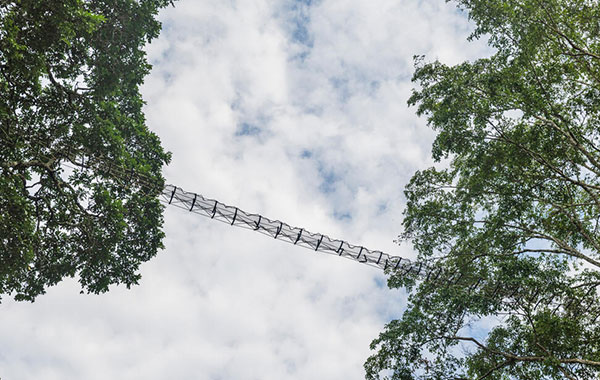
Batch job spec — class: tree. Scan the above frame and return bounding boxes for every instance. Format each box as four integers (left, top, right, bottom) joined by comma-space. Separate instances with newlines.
365, 0, 600, 379
0, 0, 173, 301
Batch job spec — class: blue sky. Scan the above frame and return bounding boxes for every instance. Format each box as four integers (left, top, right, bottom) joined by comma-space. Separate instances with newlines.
0, 1, 491, 379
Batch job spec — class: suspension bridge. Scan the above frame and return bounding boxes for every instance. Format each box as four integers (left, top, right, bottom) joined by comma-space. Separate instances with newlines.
18, 138, 600, 317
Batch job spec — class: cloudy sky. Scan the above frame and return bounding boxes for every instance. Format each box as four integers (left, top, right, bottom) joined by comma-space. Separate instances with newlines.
1, 1, 490, 379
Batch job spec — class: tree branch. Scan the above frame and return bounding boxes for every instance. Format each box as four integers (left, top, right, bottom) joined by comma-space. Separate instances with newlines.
445, 335, 600, 366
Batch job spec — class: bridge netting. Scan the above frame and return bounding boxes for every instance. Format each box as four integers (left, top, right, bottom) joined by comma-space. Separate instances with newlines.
162, 184, 430, 275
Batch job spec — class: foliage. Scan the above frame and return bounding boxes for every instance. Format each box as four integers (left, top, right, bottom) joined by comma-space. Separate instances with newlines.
366, 0, 600, 379
0, 0, 173, 301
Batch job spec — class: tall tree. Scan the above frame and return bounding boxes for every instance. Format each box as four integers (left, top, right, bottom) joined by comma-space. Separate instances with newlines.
0, 0, 173, 301
366, 0, 600, 379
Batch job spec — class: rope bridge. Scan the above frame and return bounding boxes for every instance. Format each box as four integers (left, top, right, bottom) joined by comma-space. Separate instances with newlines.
30, 138, 432, 276
162, 184, 427, 275
17, 138, 600, 317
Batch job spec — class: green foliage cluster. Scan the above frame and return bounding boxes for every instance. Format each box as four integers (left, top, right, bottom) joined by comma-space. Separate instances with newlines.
366, 0, 600, 379
0, 0, 173, 301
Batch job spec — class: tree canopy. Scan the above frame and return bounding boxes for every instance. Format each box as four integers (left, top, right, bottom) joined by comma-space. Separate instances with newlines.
366, 0, 600, 379
0, 0, 173, 301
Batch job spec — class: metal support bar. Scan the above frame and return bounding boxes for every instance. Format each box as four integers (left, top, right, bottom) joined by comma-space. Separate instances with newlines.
357, 246, 364, 260
231, 208, 238, 225
190, 194, 197, 211
211, 200, 218, 218
274, 222, 283, 238
168, 186, 177, 204
254, 215, 262, 230
315, 235, 324, 251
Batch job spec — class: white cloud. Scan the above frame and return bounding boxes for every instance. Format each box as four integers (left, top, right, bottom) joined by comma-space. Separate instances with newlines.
0, 0, 490, 379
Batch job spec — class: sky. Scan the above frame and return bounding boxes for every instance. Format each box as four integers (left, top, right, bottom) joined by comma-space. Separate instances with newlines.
1, 1, 490, 379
